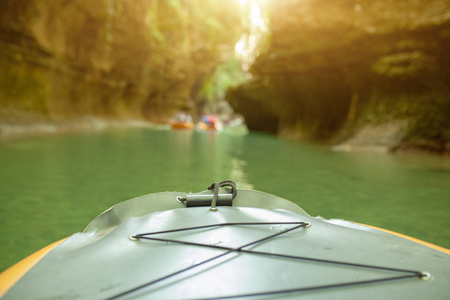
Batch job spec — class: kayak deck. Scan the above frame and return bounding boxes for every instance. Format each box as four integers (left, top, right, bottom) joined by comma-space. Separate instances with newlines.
2, 187, 449, 299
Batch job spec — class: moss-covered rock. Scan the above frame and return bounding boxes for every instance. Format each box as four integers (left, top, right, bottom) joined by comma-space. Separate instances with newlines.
0, 0, 243, 123
229, 0, 450, 153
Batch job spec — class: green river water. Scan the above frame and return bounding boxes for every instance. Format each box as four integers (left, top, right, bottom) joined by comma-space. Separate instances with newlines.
1, 128, 449, 271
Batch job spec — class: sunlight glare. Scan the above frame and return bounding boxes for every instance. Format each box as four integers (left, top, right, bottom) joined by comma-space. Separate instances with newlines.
250, 4, 267, 31
235, 0, 270, 71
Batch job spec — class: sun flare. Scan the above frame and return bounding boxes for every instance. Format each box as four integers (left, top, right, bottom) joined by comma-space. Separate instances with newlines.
235, 0, 270, 70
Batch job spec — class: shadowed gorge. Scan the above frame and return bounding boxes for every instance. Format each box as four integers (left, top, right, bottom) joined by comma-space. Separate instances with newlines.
1, 0, 449, 154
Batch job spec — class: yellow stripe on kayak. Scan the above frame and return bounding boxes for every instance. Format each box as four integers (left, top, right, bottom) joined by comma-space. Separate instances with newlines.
359, 223, 450, 255
0, 238, 67, 297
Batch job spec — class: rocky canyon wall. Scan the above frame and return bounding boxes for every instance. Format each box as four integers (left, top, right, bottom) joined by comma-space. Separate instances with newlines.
0, 0, 242, 123
228, 0, 450, 153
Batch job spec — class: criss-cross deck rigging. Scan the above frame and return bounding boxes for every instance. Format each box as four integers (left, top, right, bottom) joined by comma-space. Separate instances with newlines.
108, 221, 427, 300
3, 181, 445, 300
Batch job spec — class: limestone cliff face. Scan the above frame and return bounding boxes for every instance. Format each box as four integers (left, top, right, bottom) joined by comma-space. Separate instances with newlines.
228, 0, 450, 153
0, 0, 242, 123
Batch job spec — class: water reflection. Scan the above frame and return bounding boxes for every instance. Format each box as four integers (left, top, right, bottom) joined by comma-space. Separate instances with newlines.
230, 158, 254, 190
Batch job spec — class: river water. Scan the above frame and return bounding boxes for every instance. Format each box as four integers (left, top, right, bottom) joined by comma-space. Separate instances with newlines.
1, 128, 449, 271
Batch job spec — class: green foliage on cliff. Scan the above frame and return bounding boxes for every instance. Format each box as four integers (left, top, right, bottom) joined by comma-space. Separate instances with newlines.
0, 0, 244, 122
200, 57, 247, 103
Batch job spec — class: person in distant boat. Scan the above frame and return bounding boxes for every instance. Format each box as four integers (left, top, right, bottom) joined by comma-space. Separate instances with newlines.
174, 111, 192, 122
201, 112, 209, 124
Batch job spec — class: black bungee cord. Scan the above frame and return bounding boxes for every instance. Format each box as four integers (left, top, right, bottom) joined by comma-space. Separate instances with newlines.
106, 181, 429, 299
107, 221, 427, 300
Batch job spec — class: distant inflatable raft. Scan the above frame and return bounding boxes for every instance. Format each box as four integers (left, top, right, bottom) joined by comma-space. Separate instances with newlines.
197, 121, 222, 131
1, 181, 449, 299
170, 121, 195, 130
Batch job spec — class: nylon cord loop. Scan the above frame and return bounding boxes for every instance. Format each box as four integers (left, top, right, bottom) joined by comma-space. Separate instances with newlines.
207, 180, 237, 211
